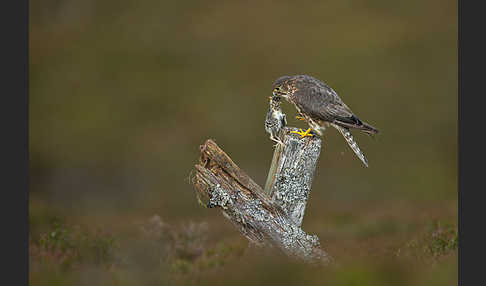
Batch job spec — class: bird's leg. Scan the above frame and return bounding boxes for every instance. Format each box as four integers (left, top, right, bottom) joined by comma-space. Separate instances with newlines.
295, 114, 306, 121
290, 128, 314, 138
273, 141, 286, 148
301, 128, 314, 137
270, 135, 286, 147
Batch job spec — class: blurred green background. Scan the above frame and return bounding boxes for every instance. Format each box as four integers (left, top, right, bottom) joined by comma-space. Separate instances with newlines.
29, 0, 457, 285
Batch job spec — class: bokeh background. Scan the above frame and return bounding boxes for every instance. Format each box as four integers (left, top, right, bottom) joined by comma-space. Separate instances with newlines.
30, 0, 457, 285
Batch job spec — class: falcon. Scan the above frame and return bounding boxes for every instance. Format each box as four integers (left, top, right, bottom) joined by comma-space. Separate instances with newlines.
272, 74, 379, 167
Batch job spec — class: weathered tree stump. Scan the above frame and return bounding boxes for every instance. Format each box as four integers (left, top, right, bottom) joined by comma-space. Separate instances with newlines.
192, 131, 331, 263
264, 127, 322, 226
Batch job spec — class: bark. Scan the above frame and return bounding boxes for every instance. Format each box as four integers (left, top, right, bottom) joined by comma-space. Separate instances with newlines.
192, 138, 330, 263
264, 127, 322, 226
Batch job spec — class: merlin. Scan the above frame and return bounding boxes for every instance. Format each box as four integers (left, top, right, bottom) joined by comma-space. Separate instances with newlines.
265, 94, 287, 147
272, 74, 379, 167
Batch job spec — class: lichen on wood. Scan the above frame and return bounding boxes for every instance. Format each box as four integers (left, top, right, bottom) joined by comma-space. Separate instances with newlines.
192, 139, 330, 263
265, 127, 322, 226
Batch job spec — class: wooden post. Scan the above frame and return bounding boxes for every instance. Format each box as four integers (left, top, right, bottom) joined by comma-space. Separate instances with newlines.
192, 139, 330, 263
264, 127, 322, 226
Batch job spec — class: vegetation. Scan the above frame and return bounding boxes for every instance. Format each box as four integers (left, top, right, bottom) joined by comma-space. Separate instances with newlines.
30, 208, 457, 285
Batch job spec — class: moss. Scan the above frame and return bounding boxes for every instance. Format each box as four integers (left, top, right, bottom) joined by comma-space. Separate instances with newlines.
425, 223, 458, 257
397, 221, 457, 262
32, 221, 119, 271
170, 259, 193, 274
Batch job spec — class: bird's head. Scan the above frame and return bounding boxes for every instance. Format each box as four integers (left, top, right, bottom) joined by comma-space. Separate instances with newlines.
272, 76, 294, 99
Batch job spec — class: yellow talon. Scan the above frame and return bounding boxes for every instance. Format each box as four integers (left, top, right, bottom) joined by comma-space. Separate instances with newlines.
295, 115, 306, 121
290, 128, 314, 138
290, 129, 302, 136
301, 128, 314, 137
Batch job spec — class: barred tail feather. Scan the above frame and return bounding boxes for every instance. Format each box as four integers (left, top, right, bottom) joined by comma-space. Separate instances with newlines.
360, 122, 379, 135
333, 124, 369, 167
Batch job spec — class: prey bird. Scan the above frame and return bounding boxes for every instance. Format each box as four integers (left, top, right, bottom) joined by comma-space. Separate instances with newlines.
272, 74, 379, 167
265, 94, 287, 147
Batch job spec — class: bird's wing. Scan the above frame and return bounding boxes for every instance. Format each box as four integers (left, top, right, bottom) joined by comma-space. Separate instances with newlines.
265, 109, 271, 123
291, 76, 379, 134
293, 82, 355, 123
281, 114, 287, 127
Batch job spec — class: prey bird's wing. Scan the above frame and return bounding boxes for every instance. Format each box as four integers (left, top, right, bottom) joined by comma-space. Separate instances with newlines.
281, 114, 287, 127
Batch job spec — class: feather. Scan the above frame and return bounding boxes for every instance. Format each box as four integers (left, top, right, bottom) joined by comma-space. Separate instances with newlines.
332, 124, 369, 168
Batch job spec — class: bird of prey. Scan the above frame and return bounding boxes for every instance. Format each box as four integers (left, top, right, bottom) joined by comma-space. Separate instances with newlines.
272, 74, 379, 167
265, 94, 287, 147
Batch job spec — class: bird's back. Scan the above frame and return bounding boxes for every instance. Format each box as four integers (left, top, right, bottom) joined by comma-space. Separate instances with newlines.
291, 75, 378, 134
